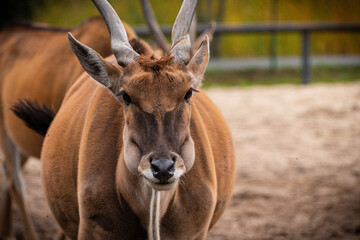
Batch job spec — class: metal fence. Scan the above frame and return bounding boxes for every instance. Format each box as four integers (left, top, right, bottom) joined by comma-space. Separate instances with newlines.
134, 22, 360, 84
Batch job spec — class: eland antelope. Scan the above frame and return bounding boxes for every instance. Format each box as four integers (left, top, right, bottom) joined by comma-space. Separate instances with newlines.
0, 17, 137, 239
33, 0, 233, 239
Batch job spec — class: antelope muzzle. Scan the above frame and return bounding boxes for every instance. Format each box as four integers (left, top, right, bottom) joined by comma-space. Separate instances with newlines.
150, 158, 175, 184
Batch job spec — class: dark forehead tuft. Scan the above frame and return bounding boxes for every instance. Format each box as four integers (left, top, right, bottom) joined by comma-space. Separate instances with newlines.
137, 55, 175, 72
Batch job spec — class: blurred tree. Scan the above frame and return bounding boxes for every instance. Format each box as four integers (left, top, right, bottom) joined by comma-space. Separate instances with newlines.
0, 0, 44, 27
197, 0, 226, 57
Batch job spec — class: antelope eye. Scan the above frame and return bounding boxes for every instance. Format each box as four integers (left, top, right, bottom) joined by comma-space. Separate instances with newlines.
116, 91, 132, 105
184, 90, 193, 100
122, 92, 132, 105
183, 88, 198, 101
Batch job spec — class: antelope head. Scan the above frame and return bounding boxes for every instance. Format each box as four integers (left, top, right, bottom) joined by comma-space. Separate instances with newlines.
68, 0, 209, 191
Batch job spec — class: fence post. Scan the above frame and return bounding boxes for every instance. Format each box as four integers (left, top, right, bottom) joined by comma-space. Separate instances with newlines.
269, 0, 278, 70
301, 30, 311, 84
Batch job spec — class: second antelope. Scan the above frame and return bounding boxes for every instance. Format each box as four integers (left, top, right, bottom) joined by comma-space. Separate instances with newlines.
36, 0, 235, 239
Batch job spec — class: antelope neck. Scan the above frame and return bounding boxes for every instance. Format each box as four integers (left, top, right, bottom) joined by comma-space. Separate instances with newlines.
116, 152, 176, 231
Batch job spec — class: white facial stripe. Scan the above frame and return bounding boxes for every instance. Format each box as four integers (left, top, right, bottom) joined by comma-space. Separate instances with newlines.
142, 169, 154, 181
173, 169, 184, 179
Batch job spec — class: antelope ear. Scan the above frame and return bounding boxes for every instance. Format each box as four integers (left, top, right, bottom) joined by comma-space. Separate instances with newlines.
68, 33, 122, 93
186, 35, 209, 89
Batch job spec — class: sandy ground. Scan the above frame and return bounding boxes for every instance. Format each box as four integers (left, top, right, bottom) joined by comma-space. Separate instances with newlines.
11, 82, 360, 239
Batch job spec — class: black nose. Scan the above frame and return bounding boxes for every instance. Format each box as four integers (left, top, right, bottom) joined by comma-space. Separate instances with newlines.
150, 159, 175, 184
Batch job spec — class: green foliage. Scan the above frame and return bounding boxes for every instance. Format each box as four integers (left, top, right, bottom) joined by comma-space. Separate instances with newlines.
29, 0, 360, 57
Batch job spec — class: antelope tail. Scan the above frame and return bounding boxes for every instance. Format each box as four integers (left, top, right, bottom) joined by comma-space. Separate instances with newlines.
11, 99, 55, 137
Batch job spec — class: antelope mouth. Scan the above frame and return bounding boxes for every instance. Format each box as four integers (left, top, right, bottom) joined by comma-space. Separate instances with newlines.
138, 155, 185, 191
140, 171, 179, 191
150, 180, 178, 191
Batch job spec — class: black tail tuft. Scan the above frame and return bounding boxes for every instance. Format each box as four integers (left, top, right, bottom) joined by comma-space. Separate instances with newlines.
11, 99, 56, 136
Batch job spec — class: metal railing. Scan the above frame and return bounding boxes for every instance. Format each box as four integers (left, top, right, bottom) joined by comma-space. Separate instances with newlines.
134, 22, 360, 84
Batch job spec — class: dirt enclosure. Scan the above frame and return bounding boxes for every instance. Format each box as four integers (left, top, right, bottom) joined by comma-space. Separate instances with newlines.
12, 82, 360, 239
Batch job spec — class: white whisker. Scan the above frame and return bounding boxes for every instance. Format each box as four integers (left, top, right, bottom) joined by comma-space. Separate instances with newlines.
148, 189, 161, 240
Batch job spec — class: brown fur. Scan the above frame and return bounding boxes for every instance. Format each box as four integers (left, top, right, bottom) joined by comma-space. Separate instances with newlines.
129, 38, 156, 58
0, 17, 137, 239
41, 52, 235, 239
0, 17, 136, 157
137, 55, 174, 71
